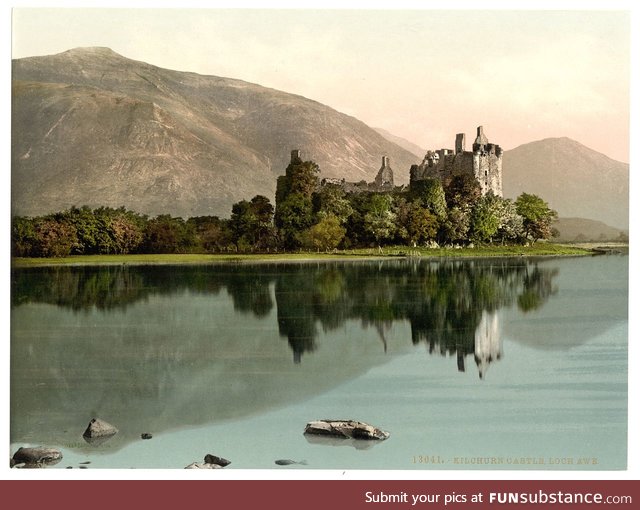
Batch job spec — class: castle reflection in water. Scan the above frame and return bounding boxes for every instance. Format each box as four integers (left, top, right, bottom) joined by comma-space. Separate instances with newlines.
12, 258, 558, 379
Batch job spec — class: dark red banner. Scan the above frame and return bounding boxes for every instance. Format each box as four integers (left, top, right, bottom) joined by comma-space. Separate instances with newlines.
2, 480, 638, 509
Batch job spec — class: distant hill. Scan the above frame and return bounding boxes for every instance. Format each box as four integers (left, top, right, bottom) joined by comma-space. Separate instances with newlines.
374, 127, 425, 158
12, 47, 419, 218
503, 138, 628, 229
553, 217, 627, 243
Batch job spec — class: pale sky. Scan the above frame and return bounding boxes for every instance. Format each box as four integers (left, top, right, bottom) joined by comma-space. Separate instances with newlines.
10, 6, 631, 162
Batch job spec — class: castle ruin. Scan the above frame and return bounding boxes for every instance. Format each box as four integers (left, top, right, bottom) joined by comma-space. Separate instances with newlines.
410, 126, 503, 197
318, 154, 396, 193
293, 125, 502, 198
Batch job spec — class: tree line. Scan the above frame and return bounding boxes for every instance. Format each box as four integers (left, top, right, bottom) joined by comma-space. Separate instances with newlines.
11, 158, 557, 257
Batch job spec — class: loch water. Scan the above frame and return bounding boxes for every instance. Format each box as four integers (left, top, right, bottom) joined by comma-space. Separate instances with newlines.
10, 255, 628, 470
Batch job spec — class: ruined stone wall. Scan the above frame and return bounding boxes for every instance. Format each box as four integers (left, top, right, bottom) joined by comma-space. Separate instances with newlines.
410, 127, 503, 197
473, 150, 503, 196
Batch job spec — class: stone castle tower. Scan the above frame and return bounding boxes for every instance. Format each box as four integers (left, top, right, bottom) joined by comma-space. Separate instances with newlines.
410, 126, 503, 196
374, 156, 394, 187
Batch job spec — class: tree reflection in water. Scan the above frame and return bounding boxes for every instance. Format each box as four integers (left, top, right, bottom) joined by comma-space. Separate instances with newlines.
12, 259, 558, 377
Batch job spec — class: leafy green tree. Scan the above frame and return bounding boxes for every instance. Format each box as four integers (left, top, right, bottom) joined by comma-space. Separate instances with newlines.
275, 159, 320, 249
298, 215, 346, 251
409, 178, 447, 221
470, 194, 500, 243
188, 216, 232, 252
230, 195, 276, 251
142, 215, 196, 253
442, 206, 471, 244
494, 198, 524, 244
515, 193, 558, 242
11, 216, 38, 257
444, 174, 482, 209
362, 193, 397, 245
395, 199, 438, 245
275, 192, 314, 250
313, 184, 353, 224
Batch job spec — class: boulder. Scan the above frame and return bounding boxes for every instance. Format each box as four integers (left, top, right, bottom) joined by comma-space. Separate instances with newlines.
304, 420, 390, 440
12, 447, 63, 467
82, 418, 118, 445
184, 462, 223, 469
204, 454, 231, 467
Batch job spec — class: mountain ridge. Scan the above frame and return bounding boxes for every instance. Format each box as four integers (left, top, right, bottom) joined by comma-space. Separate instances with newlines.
12, 47, 418, 218
12, 47, 628, 229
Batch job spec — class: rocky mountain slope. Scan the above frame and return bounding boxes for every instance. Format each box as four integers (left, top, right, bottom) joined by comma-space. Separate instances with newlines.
12, 47, 418, 218
502, 138, 628, 229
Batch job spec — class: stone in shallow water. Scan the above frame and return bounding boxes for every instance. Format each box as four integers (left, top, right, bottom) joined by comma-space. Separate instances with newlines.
184, 462, 223, 469
204, 454, 231, 467
12, 446, 63, 467
304, 420, 390, 440
82, 418, 119, 445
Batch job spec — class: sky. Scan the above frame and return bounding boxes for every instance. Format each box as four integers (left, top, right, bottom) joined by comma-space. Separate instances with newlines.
10, 5, 631, 162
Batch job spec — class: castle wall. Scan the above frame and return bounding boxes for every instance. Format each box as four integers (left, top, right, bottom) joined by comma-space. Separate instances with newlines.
410, 127, 503, 197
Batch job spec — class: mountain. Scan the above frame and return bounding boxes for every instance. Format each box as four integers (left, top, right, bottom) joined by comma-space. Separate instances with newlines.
12, 47, 419, 218
374, 127, 425, 158
552, 217, 627, 243
502, 138, 629, 229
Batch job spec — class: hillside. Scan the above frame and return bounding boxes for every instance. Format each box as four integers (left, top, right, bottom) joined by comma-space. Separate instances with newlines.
502, 138, 628, 229
552, 217, 627, 243
374, 127, 425, 158
12, 47, 419, 218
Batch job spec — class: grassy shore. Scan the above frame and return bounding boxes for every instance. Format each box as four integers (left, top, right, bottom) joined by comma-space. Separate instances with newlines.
11, 242, 602, 267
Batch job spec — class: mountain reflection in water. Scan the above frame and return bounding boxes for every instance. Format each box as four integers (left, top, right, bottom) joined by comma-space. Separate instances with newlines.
10, 257, 624, 453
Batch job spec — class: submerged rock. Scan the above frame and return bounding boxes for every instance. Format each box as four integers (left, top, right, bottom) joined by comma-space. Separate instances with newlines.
82, 418, 118, 445
304, 420, 390, 440
275, 459, 307, 466
12, 446, 63, 467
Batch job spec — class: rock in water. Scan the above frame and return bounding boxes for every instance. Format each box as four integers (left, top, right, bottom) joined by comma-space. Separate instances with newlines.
304, 420, 390, 440
204, 454, 231, 467
185, 462, 223, 469
275, 459, 308, 466
82, 418, 118, 444
12, 447, 63, 467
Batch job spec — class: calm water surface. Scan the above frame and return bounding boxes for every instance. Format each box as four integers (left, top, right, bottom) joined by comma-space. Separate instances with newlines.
10, 255, 628, 470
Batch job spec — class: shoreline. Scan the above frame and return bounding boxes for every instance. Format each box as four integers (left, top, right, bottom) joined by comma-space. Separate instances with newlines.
10, 243, 624, 268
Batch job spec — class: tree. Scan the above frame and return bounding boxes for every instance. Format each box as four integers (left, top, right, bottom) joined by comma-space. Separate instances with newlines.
188, 216, 232, 252
515, 193, 558, 242
442, 206, 471, 244
12, 216, 37, 257
494, 198, 524, 244
444, 174, 482, 209
32, 217, 78, 257
275, 159, 320, 249
275, 192, 314, 250
313, 184, 353, 224
298, 215, 346, 251
470, 194, 500, 243
410, 178, 447, 221
142, 215, 196, 253
230, 195, 276, 251
395, 199, 438, 245
362, 193, 397, 245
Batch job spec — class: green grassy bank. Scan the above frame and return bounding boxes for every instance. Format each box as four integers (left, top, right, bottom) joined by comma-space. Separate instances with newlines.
10, 242, 602, 267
